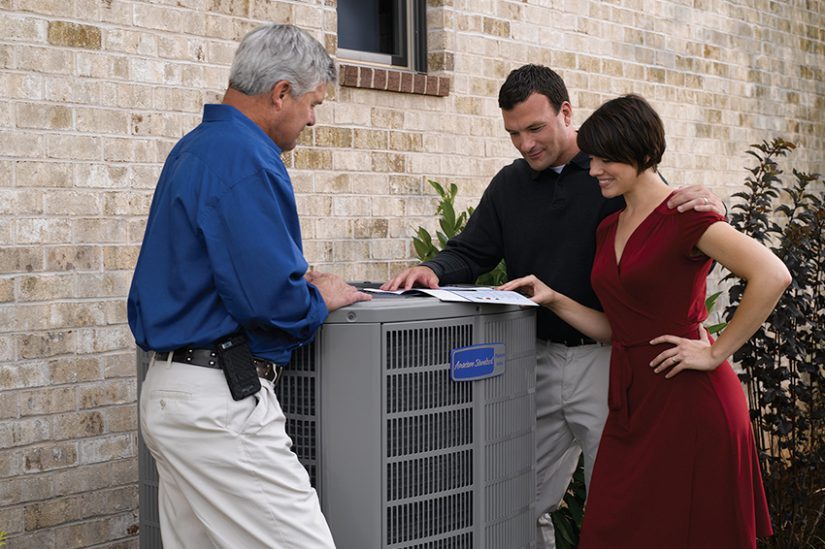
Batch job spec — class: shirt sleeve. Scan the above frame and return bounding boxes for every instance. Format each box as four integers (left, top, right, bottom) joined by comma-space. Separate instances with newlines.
678, 209, 727, 259
201, 167, 328, 356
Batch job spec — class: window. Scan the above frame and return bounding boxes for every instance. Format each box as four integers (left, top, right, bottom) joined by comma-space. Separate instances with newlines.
337, 0, 427, 73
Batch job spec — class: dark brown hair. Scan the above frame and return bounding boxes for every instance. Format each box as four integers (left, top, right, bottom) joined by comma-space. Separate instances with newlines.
498, 64, 569, 112
577, 94, 666, 173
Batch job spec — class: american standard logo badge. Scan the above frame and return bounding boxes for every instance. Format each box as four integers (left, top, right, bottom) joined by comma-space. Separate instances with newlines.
450, 343, 506, 381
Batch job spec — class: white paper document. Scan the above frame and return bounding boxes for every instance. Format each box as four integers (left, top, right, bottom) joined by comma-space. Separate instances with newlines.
363, 286, 539, 307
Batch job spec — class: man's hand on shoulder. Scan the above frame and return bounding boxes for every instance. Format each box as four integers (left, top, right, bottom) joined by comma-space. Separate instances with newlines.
305, 271, 371, 312
667, 184, 726, 217
381, 265, 440, 291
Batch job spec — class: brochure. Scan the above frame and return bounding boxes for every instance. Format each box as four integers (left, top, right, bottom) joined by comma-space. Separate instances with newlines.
363, 285, 539, 307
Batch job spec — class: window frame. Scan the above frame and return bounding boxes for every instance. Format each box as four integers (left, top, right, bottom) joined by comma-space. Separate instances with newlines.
337, 0, 428, 73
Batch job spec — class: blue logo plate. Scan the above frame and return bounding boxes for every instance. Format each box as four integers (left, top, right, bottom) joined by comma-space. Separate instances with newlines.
450, 343, 505, 381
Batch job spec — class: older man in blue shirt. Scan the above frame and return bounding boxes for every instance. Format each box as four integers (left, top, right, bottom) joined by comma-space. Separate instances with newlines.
128, 24, 369, 548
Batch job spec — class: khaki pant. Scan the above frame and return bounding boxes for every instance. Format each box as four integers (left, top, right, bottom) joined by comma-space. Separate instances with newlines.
534, 341, 611, 549
140, 355, 336, 549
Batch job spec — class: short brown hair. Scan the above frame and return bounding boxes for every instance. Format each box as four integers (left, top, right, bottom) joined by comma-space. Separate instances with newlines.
577, 94, 665, 173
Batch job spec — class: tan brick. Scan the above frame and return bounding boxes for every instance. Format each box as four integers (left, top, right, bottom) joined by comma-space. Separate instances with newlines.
73, 163, 130, 189
302, 240, 333, 264
371, 196, 405, 217
16, 161, 73, 188
388, 175, 422, 195
0, 449, 23, 478
47, 21, 101, 50
20, 386, 76, 416
18, 46, 73, 75
0, 280, 13, 303
0, 507, 23, 536
208, 0, 251, 17
25, 485, 137, 532
293, 148, 332, 170
331, 196, 372, 217
371, 152, 406, 173
44, 191, 102, 216
102, 245, 139, 270
370, 107, 405, 129
369, 239, 408, 260
53, 510, 138, 549
73, 218, 129, 244
76, 325, 134, 354
353, 128, 388, 149
53, 411, 105, 440
101, 348, 136, 380
332, 240, 369, 262
353, 217, 389, 239
0, 417, 51, 449
130, 112, 183, 137
19, 330, 76, 359
15, 0, 66, 16
0, 390, 18, 420
314, 218, 352, 240
46, 134, 101, 161
102, 137, 157, 163
48, 357, 102, 385
295, 194, 331, 217
45, 246, 101, 271
23, 442, 78, 474
315, 126, 353, 148
0, 246, 43, 274
76, 274, 130, 300
0, 188, 43, 215
250, 0, 293, 22
15, 103, 72, 130
18, 274, 74, 302
103, 405, 137, 433
0, 13, 45, 41
102, 301, 129, 326
78, 433, 135, 465
75, 107, 128, 134
18, 218, 73, 245
0, 130, 44, 158
0, 474, 54, 509
0, 44, 11, 69
389, 131, 424, 152
102, 191, 153, 216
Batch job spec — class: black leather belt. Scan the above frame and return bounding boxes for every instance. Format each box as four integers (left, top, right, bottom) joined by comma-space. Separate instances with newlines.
154, 348, 283, 383
544, 336, 597, 347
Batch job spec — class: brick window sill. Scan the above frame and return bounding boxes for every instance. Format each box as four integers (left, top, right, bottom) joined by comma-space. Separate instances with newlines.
338, 63, 450, 97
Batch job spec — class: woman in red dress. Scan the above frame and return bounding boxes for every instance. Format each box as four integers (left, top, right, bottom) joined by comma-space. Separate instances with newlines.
500, 95, 789, 548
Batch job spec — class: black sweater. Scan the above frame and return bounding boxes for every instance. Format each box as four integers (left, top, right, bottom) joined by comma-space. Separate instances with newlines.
423, 152, 624, 342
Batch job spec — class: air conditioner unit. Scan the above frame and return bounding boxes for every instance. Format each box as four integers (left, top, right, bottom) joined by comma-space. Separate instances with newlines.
138, 297, 536, 549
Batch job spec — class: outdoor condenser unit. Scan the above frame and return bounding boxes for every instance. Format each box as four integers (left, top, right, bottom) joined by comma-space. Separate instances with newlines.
138, 297, 537, 549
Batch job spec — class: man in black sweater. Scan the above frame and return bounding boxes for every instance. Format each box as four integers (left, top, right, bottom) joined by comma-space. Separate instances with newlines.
383, 64, 725, 548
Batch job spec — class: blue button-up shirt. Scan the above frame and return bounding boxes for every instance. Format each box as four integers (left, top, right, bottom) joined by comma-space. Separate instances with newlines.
128, 104, 328, 363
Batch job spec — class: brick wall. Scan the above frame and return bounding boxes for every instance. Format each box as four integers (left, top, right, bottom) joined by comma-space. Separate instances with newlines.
0, 0, 822, 546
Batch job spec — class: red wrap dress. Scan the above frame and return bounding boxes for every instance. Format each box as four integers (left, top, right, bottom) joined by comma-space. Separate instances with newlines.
579, 195, 773, 548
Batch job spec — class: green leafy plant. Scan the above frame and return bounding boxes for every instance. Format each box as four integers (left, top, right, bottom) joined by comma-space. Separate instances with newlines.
413, 179, 584, 548
0, 530, 7, 547
724, 138, 824, 547
413, 179, 507, 286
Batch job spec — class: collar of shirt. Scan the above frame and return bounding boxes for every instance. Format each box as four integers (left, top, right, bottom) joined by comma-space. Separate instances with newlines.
528, 150, 590, 180
202, 103, 283, 156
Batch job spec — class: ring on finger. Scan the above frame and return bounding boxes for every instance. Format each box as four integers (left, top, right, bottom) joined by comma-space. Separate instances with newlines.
702, 197, 708, 204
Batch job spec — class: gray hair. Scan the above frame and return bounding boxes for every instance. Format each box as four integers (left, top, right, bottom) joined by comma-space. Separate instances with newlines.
229, 24, 336, 97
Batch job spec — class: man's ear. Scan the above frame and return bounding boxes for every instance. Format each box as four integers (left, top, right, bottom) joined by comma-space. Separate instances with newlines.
270, 80, 291, 110
560, 101, 573, 127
